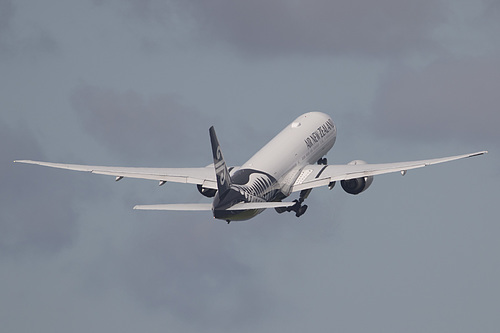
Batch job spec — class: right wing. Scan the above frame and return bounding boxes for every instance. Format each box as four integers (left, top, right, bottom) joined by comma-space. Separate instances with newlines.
291, 151, 488, 192
14, 160, 219, 189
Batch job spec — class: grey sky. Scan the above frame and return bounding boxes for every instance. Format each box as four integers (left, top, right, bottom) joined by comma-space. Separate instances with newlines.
1, 0, 498, 332
374, 56, 500, 141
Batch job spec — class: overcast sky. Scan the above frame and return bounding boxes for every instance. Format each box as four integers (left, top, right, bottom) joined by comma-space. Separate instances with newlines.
1, 0, 498, 332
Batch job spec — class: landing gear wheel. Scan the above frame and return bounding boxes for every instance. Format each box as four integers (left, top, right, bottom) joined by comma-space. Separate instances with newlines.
295, 205, 308, 217
317, 158, 327, 165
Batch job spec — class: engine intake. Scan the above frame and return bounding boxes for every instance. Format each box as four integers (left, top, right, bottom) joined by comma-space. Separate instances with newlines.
197, 184, 217, 198
340, 160, 373, 195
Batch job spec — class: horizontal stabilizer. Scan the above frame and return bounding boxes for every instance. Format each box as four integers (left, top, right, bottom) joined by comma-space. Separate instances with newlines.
228, 201, 297, 210
133, 203, 213, 211
133, 201, 297, 211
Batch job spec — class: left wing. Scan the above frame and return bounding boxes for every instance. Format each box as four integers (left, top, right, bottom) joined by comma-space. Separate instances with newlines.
14, 160, 218, 189
291, 151, 488, 192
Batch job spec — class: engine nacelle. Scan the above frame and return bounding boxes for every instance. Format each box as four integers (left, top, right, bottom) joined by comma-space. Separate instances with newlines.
340, 160, 373, 195
197, 184, 217, 198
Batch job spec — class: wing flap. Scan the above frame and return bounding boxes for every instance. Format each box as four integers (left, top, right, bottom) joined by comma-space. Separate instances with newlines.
291, 178, 332, 192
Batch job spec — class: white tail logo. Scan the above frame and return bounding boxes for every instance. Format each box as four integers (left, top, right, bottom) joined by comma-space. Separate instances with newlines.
215, 147, 226, 185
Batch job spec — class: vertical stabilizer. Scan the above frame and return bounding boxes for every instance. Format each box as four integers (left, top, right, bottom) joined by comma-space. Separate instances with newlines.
209, 126, 232, 194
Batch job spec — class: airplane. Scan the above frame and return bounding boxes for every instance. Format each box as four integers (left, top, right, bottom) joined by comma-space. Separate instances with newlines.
15, 112, 487, 223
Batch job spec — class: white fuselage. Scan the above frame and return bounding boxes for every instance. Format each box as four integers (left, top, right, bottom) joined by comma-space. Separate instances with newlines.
213, 112, 336, 221
242, 112, 336, 186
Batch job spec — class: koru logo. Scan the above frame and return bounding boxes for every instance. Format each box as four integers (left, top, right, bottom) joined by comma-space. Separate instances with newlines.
215, 147, 226, 185
216, 147, 222, 161
220, 170, 226, 185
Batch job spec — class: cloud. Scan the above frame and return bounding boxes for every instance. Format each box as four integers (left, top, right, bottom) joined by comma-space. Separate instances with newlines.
484, 0, 500, 20
371, 56, 500, 143
0, 0, 14, 33
81, 218, 272, 329
100, 0, 444, 57
71, 84, 211, 163
0, 0, 58, 60
188, 0, 443, 57
125, 227, 266, 328
0, 0, 15, 54
0, 122, 78, 256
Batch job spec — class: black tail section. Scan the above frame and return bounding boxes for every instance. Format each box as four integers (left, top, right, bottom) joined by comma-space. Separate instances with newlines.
209, 126, 232, 194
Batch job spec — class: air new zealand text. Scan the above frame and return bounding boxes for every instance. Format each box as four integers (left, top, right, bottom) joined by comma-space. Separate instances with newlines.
304, 119, 334, 149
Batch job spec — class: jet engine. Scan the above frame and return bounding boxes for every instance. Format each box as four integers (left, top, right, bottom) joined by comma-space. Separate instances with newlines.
197, 184, 217, 197
340, 160, 373, 195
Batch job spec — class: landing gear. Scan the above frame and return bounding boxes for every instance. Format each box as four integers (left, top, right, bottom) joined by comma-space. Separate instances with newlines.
317, 157, 327, 165
296, 203, 308, 217
276, 158, 328, 218
284, 188, 311, 218
283, 199, 309, 217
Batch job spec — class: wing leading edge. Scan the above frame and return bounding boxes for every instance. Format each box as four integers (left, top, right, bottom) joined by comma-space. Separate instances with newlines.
14, 160, 218, 189
291, 151, 488, 192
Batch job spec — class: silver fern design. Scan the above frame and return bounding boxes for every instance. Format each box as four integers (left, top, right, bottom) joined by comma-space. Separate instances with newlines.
231, 169, 280, 202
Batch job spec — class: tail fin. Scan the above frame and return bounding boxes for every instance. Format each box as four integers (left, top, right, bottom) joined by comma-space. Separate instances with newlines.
209, 126, 232, 194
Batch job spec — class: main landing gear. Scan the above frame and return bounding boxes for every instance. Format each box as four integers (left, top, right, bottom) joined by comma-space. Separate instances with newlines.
317, 157, 327, 165
276, 188, 311, 217
291, 157, 328, 217
275, 189, 309, 217
276, 157, 328, 218
293, 157, 328, 217
288, 197, 309, 217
